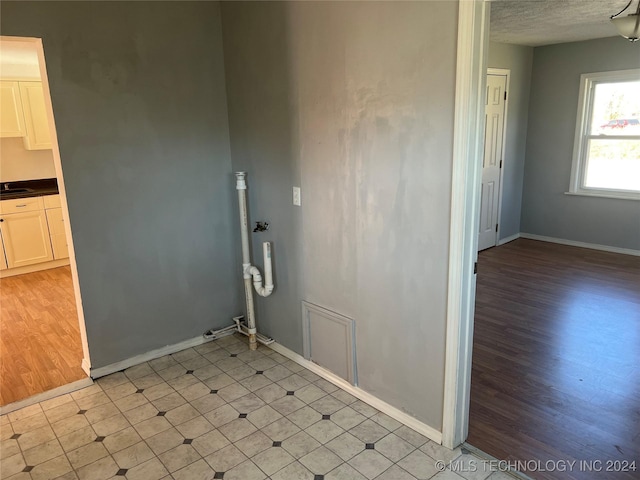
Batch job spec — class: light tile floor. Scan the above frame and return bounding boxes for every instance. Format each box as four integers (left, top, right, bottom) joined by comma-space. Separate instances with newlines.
0, 334, 511, 480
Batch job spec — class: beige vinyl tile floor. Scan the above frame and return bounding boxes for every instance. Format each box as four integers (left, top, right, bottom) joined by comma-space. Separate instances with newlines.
0, 334, 513, 480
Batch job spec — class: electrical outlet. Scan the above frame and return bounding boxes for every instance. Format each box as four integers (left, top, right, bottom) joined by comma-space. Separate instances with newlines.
293, 186, 301, 206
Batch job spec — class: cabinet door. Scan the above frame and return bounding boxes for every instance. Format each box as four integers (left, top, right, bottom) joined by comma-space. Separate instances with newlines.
45, 207, 69, 259
0, 81, 26, 138
0, 233, 7, 270
50, 234, 69, 260
0, 210, 54, 268
19, 82, 52, 150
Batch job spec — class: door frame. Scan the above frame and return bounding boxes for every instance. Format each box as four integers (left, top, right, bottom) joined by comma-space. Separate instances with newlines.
441, 0, 490, 449
487, 68, 510, 246
0, 36, 92, 375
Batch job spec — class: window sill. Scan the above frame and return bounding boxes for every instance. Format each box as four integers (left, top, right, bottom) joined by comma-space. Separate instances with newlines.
564, 191, 640, 201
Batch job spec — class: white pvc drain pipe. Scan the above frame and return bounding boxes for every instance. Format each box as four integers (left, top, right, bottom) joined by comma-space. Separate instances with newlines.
235, 171, 273, 350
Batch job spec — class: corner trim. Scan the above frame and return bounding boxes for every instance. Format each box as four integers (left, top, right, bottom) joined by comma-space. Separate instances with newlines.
497, 232, 521, 246
89, 332, 233, 379
442, 0, 490, 449
81, 358, 91, 376
519, 233, 640, 257
269, 341, 443, 445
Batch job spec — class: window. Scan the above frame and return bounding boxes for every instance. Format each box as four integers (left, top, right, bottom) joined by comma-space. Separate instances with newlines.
569, 69, 640, 200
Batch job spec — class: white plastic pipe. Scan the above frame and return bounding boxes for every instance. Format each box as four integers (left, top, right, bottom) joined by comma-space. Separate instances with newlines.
249, 243, 274, 297
235, 172, 274, 350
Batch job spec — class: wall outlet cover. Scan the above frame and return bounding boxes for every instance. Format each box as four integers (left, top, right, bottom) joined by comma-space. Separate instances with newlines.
293, 186, 301, 206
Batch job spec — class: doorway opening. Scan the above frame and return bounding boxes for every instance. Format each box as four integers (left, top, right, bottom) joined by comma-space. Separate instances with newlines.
0, 36, 91, 410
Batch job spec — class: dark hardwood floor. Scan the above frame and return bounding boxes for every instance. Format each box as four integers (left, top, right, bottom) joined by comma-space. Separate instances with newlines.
468, 239, 640, 480
0, 266, 86, 406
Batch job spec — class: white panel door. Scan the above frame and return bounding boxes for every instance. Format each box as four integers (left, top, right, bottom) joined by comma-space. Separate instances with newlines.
478, 74, 506, 251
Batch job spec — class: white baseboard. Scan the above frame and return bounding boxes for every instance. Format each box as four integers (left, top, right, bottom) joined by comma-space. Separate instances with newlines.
269, 341, 443, 445
0, 377, 93, 416
497, 233, 520, 245
0, 258, 71, 278
519, 233, 640, 257
89, 330, 234, 379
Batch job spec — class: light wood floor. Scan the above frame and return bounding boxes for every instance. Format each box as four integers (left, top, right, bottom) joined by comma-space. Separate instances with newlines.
0, 266, 86, 406
468, 239, 640, 480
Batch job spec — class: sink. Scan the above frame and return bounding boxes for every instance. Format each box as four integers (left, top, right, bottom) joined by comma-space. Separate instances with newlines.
0, 188, 33, 194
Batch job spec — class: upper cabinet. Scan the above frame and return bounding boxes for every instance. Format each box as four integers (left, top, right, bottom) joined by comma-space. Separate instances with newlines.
0, 80, 52, 150
19, 82, 52, 150
0, 81, 26, 138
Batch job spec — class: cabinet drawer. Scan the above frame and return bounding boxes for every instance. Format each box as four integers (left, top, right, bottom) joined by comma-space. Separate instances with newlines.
43, 194, 61, 209
0, 196, 44, 214
45, 207, 65, 236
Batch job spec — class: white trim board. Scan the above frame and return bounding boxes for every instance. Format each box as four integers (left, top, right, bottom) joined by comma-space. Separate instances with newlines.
89, 331, 234, 379
497, 232, 520, 246
0, 378, 93, 416
442, 0, 490, 450
269, 341, 443, 446
519, 233, 640, 257
0, 258, 70, 278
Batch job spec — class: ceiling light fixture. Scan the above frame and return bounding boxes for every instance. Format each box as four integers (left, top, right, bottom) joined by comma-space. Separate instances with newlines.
611, 0, 640, 41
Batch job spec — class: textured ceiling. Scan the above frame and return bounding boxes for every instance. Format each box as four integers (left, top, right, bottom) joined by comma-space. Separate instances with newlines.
490, 0, 633, 47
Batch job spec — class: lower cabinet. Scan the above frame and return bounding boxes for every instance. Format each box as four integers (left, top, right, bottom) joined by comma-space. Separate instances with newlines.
0, 234, 7, 270
0, 208, 54, 268
0, 194, 69, 273
45, 206, 69, 259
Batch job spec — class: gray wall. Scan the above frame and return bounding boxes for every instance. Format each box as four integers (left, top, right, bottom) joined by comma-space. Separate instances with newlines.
521, 37, 640, 249
222, 1, 458, 430
488, 42, 533, 241
1, 1, 243, 368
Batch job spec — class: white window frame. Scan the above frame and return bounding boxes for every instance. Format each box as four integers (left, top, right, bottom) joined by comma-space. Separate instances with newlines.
567, 69, 640, 201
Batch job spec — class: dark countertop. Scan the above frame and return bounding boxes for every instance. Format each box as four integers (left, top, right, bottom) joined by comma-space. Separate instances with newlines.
0, 178, 59, 200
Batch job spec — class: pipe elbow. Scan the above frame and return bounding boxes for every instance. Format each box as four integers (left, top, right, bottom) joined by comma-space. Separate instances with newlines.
254, 284, 274, 298
248, 266, 262, 281
248, 265, 273, 297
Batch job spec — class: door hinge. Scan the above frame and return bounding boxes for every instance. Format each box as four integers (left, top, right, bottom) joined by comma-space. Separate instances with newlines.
500, 160, 502, 169
504, 91, 507, 100
495, 224, 499, 232
474, 262, 478, 274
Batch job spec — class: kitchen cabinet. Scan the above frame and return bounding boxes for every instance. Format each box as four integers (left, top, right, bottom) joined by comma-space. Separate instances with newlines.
44, 195, 69, 260
0, 81, 26, 138
19, 82, 52, 150
0, 196, 54, 268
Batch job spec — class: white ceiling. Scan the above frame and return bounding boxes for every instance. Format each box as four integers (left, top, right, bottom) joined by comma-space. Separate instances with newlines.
490, 0, 632, 47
